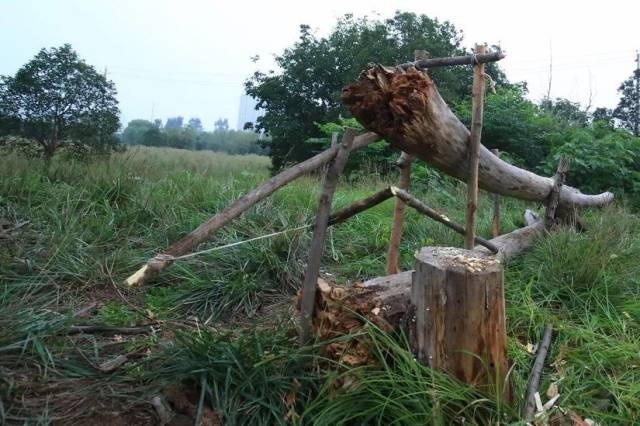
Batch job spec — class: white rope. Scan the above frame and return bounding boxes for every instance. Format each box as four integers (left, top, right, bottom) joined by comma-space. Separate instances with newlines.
154, 224, 313, 262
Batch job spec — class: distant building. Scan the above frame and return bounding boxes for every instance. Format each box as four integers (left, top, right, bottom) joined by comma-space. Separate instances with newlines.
236, 94, 263, 131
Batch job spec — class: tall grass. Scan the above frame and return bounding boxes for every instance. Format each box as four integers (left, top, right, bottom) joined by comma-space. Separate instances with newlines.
1, 146, 638, 424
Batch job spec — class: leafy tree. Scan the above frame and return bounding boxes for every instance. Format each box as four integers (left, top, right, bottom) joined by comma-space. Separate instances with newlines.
165, 116, 184, 129
613, 67, 640, 136
187, 117, 203, 132
454, 86, 556, 168
591, 107, 614, 128
214, 118, 229, 131
540, 97, 589, 127
123, 119, 156, 145
246, 11, 506, 170
0, 44, 120, 161
542, 123, 640, 202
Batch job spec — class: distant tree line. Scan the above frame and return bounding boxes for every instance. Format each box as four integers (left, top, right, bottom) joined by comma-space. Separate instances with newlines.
121, 117, 267, 155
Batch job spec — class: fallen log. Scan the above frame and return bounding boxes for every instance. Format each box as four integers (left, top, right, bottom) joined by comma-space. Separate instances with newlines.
125, 131, 379, 286
314, 213, 545, 343
341, 64, 613, 209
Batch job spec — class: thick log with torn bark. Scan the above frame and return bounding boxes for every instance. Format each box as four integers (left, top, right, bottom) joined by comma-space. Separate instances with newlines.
313, 214, 545, 347
341, 64, 613, 209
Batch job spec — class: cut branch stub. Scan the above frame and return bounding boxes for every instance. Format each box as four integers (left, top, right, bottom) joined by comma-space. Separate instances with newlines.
341, 64, 613, 209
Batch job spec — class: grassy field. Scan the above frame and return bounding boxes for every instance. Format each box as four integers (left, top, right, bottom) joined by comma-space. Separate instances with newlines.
1, 146, 638, 425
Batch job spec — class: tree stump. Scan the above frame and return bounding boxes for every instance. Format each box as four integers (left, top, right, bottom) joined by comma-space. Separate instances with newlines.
412, 247, 512, 402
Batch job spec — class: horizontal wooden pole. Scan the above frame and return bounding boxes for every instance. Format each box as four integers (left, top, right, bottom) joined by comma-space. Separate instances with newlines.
390, 186, 499, 253
328, 187, 394, 226
398, 51, 506, 70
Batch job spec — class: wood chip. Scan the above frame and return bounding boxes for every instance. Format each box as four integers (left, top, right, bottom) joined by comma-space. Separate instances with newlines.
97, 354, 129, 372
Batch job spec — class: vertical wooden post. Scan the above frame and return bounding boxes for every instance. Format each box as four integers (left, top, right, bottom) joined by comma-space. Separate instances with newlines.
491, 149, 501, 238
330, 132, 338, 148
412, 247, 512, 402
299, 129, 356, 344
386, 152, 412, 274
385, 49, 426, 274
545, 155, 569, 229
464, 44, 487, 249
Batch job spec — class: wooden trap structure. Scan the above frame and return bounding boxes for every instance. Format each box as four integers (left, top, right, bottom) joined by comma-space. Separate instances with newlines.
125, 46, 613, 406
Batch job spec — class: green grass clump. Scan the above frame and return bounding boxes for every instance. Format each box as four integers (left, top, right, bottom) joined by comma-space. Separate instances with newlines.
1, 146, 639, 424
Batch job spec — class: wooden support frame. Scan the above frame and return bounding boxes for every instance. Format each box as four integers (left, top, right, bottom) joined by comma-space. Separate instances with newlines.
391, 186, 499, 253
125, 131, 378, 287
398, 51, 505, 70
491, 149, 501, 238
545, 155, 569, 230
386, 152, 413, 274
465, 43, 487, 249
299, 129, 357, 344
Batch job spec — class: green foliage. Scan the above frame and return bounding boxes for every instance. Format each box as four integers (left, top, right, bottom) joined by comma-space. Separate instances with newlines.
98, 302, 138, 327
121, 119, 267, 155
0, 44, 120, 161
1, 147, 639, 423
454, 86, 556, 168
541, 123, 640, 203
540, 97, 589, 127
246, 11, 505, 171
613, 68, 640, 136
152, 324, 321, 425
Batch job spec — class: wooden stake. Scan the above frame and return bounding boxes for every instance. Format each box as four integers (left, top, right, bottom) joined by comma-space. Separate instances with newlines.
545, 155, 569, 229
412, 246, 512, 402
385, 49, 427, 275
299, 129, 356, 344
491, 149, 501, 238
465, 44, 487, 249
386, 152, 413, 274
522, 324, 554, 419
125, 132, 378, 287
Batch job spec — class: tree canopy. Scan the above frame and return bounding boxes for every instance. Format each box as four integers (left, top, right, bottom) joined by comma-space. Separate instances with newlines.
0, 44, 120, 160
245, 11, 506, 170
614, 68, 640, 136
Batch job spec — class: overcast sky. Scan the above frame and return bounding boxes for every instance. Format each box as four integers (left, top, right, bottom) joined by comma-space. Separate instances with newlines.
1, 0, 638, 130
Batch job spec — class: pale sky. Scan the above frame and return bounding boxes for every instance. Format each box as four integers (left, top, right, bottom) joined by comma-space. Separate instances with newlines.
1, 0, 638, 130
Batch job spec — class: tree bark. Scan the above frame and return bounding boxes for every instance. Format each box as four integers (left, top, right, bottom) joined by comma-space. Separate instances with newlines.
413, 246, 512, 402
522, 324, 554, 419
491, 149, 501, 238
464, 44, 487, 249
299, 129, 356, 344
312, 214, 545, 340
341, 65, 613, 209
386, 152, 412, 274
125, 131, 379, 286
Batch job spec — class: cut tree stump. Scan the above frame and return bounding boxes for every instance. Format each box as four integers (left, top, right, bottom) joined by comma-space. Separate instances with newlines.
310, 214, 545, 358
412, 246, 512, 402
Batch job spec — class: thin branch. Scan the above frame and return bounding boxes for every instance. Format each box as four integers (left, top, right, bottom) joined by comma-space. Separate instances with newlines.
523, 324, 554, 420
